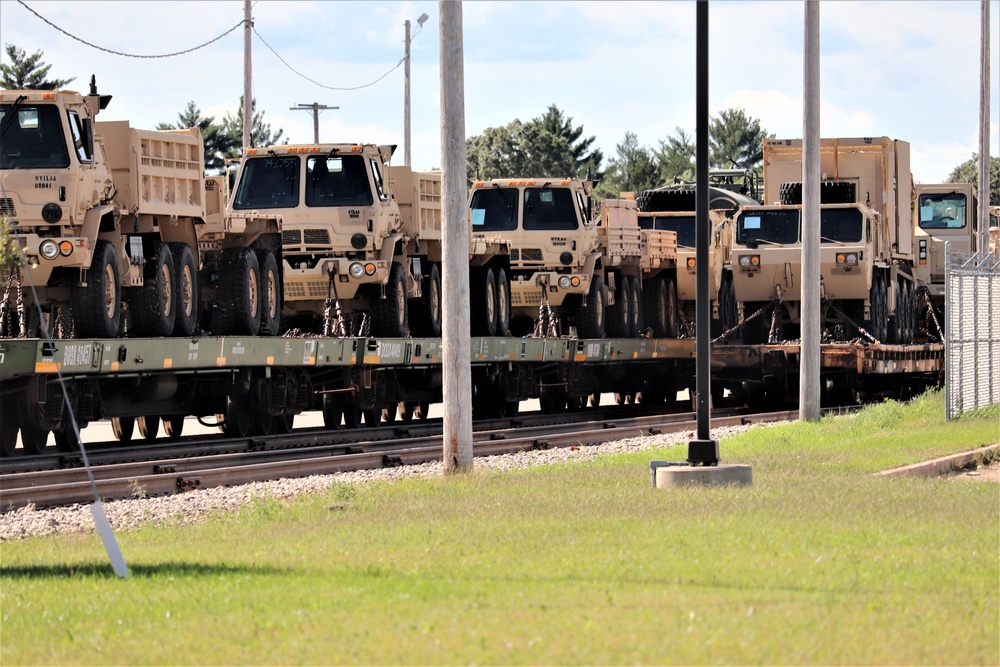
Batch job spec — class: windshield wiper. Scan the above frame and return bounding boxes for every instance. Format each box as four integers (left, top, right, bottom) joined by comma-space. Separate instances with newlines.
820, 236, 845, 246
492, 182, 513, 211
743, 237, 786, 248
525, 182, 551, 213
267, 150, 295, 184
0, 95, 28, 140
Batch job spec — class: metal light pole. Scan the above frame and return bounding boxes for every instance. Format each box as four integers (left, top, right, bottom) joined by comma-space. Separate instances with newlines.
978, 0, 990, 253
405, 12, 429, 166
800, 0, 821, 421
290, 103, 339, 144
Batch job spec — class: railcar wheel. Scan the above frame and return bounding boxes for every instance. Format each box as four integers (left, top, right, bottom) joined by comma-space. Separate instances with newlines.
138, 415, 160, 441
575, 274, 605, 339
322, 395, 343, 429
496, 268, 511, 337
218, 247, 261, 336
128, 240, 176, 337
163, 415, 185, 440
20, 425, 49, 455
111, 416, 135, 443
381, 406, 397, 424
256, 249, 282, 337
71, 239, 121, 338
344, 402, 363, 429
0, 392, 19, 457
54, 424, 81, 453
362, 408, 381, 427
397, 401, 414, 422
169, 243, 199, 336
373, 261, 408, 338
220, 397, 251, 437
414, 402, 430, 420
276, 414, 294, 434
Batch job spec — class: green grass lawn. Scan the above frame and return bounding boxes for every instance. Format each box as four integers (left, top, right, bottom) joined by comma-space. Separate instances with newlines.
2, 390, 998, 665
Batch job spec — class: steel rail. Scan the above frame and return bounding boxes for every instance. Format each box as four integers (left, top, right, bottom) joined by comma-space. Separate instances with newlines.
0, 410, 796, 511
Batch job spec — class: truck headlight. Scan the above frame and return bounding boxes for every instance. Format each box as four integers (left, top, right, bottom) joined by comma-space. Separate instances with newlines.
349, 262, 365, 278
39, 240, 59, 260
558, 276, 571, 288
739, 255, 751, 268
846, 253, 858, 265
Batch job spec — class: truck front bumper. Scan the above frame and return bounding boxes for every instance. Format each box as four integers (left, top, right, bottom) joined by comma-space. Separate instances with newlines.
282, 257, 390, 301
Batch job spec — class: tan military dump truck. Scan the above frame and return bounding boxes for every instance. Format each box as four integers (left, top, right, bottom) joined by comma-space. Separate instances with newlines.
467, 177, 678, 338
227, 143, 442, 337
730, 137, 918, 344
0, 81, 216, 339
633, 185, 760, 338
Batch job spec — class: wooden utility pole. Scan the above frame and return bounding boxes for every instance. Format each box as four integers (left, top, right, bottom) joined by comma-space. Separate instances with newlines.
405, 13, 430, 167
243, 0, 253, 152
800, 0, 821, 421
290, 103, 338, 144
439, 0, 472, 472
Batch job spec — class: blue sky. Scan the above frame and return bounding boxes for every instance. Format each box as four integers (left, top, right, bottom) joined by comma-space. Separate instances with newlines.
1, 0, 997, 183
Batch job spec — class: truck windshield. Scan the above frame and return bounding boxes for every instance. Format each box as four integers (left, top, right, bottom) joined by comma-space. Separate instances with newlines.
470, 187, 518, 231
820, 208, 863, 243
305, 155, 373, 207
917, 192, 967, 229
0, 104, 70, 169
232, 155, 300, 209
639, 215, 696, 248
523, 187, 579, 230
736, 209, 799, 245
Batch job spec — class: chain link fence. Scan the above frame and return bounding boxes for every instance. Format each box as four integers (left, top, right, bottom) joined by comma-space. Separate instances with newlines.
945, 244, 1000, 420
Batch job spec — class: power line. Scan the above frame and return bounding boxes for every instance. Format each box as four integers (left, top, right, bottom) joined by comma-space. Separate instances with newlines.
16, 0, 244, 59
253, 26, 404, 92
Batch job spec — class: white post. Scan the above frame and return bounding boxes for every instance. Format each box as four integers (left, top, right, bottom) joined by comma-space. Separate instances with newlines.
800, 0, 821, 421
439, 0, 472, 472
243, 0, 253, 152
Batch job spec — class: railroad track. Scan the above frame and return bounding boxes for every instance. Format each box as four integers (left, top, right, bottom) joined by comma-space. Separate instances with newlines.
0, 408, 798, 511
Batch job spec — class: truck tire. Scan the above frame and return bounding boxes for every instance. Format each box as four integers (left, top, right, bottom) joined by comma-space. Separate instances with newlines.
606, 273, 630, 338
373, 261, 408, 337
71, 239, 121, 338
169, 242, 199, 337
779, 180, 857, 205
627, 276, 643, 338
888, 276, 916, 344
636, 187, 695, 213
778, 182, 803, 205
256, 249, 282, 336
867, 272, 888, 343
643, 275, 668, 338
575, 273, 606, 339
218, 248, 261, 336
470, 267, 498, 336
128, 240, 176, 337
496, 267, 511, 337
410, 263, 442, 337
717, 271, 737, 335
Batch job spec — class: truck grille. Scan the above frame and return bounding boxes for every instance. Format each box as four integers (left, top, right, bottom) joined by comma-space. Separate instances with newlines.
0, 198, 15, 216
282, 230, 301, 246
520, 248, 543, 261
303, 229, 331, 246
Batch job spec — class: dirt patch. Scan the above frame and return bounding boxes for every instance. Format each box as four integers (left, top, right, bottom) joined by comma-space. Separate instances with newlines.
951, 461, 1000, 482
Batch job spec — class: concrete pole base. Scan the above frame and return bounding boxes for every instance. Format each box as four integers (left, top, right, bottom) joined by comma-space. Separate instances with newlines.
655, 464, 753, 488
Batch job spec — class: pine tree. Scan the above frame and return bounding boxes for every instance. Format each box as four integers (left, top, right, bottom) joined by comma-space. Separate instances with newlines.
0, 44, 74, 90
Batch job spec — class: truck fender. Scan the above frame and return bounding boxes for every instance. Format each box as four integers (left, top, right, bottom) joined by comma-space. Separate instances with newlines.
81, 204, 117, 241
380, 233, 404, 265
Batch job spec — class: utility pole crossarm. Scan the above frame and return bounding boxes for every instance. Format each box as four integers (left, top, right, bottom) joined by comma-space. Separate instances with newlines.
290, 103, 339, 144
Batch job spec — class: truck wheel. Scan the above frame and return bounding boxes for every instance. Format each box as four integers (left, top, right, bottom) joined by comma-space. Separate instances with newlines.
470, 267, 498, 336
322, 394, 343, 429
627, 276, 643, 338
867, 273, 889, 343
779, 182, 802, 205
820, 180, 856, 204
717, 271, 737, 335
71, 239, 121, 338
111, 416, 135, 443
575, 273, 605, 339
128, 240, 176, 337
218, 248, 261, 336
606, 273, 630, 338
373, 261, 408, 337
496, 268, 511, 337
643, 275, 668, 338
169, 243, 199, 337
256, 249, 282, 336
410, 263, 442, 337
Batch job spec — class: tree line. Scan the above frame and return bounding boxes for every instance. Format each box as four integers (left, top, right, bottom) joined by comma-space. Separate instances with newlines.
2, 43, 998, 205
